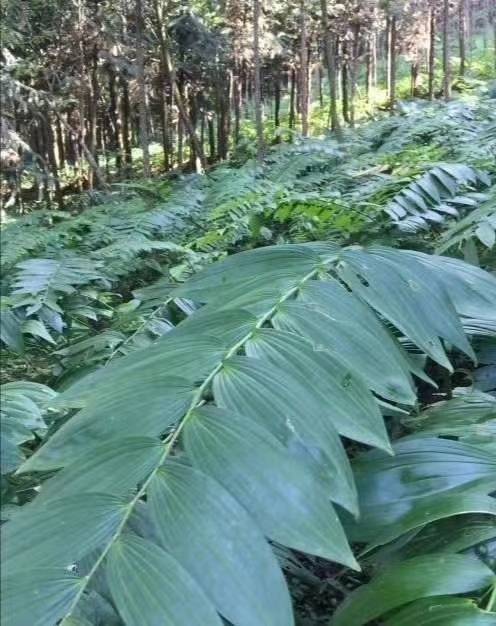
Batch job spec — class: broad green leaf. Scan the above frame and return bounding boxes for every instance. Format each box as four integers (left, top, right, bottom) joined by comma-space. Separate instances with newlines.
384, 596, 496, 626
149, 462, 294, 626
347, 438, 496, 541
178, 308, 257, 344
3, 493, 125, 575
338, 247, 474, 367
22, 318, 55, 344
476, 222, 496, 248
368, 515, 496, 568
245, 328, 391, 452
213, 354, 357, 514
2, 569, 82, 626
185, 406, 357, 568
407, 391, 496, 440
32, 437, 163, 505
275, 278, 417, 404
330, 554, 494, 626
175, 243, 326, 307
54, 332, 224, 406
21, 377, 192, 471
410, 252, 496, 322
364, 494, 496, 553
0, 307, 24, 353
106, 534, 222, 626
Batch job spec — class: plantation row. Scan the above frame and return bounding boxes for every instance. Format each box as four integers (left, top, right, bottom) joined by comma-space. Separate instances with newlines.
1, 87, 496, 625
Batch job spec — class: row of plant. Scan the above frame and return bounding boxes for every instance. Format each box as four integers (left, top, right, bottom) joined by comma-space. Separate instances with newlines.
1, 87, 496, 625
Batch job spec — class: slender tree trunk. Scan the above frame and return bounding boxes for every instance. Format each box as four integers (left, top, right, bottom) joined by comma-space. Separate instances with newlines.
159, 74, 170, 171
135, 0, 151, 176
320, 0, 340, 135
299, 1, 309, 136
341, 43, 350, 124
349, 23, 360, 127
288, 66, 296, 131
233, 65, 241, 144
318, 63, 324, 107
55, 116, 65, 169
410, 60, 419, 97
253, 0, 264, 161
121, 78, 132, 166
44, 112, 64, 209
108, 66, 122, 173
208, 115, 216, 162
274, 71, 281, 129
458, 0, 466, 75
387, 14, 397, 112
428, 5, 436, 100
443, 0, 451, 100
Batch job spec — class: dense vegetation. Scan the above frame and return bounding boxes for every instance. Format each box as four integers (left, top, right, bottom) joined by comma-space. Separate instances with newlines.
1, 1, 496, 625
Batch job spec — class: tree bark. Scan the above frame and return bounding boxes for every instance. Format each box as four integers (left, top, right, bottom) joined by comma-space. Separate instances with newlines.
443, 0, 451, 100
320, 0, 340, 135
288, 66, 296, 131
387, 14, 397, 112
458, 0, 466, 76
135, 0, 151, 177
299, 0, 309, 137
428, 4, 436, 100
253, 0, 264, 161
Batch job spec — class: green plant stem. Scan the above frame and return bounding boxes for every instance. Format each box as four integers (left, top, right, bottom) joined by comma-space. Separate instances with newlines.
61, 266, 321, 622
486, 583, 496, 612
104, 296, 174, 365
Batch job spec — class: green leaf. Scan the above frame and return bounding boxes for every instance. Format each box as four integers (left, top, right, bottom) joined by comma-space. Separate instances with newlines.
22, 319, 55, 344
185, 406, 357, 568
21, 378, 192, 471
0, 307, 24, 352
32, 437, 164, 504
149, 462, 294, 626
106, 534, 223, 626
274, 278, 417, 404
364, 494, 496, 553
245, 328, 390, 452
330, 554, 494, 626
384, 596, 496, 626
476, 222, 496, 248
2, 569, 82, 626
213, 354, 357, 514
368, 515, 496, 568
3, 493, 125, 575
347, 438, 496, 542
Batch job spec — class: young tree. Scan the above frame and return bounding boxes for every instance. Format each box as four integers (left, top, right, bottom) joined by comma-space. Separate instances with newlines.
253, 0, 265, 160
299, 0, 309, 136
443, 0, 451, 100
320, 0, 341, 135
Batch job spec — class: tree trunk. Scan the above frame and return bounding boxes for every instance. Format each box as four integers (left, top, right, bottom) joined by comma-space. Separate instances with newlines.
387, 14, 397, 112
299, 0, 309, 137
121, 78, 132, 166
428, 5, 436, 100
288, 66, 296, 131
458, 0, 466, 76
320, 0, 340, 135
135, 0, 151, 177
341, 43, 350, 124
253, 0, 264, 161
55, 116, 65, 169
274, 70, 281, 129
349, 22, 360, 127
108, 66, 122, 173
443, 0, 451, 100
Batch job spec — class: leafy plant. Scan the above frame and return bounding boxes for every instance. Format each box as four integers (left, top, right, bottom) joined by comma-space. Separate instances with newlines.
3, 242, 496, 625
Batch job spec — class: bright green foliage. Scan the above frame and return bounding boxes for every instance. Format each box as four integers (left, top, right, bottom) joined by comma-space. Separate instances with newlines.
2, 240, 496, 625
